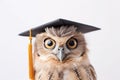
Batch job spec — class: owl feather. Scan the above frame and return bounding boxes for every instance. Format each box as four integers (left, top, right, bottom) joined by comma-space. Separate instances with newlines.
34, 26, 96, 80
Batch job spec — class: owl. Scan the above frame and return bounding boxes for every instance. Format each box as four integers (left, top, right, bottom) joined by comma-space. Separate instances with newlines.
33, 26, 96, 80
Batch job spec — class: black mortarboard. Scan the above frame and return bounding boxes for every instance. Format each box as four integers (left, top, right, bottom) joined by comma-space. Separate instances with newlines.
19, 18, 100, 37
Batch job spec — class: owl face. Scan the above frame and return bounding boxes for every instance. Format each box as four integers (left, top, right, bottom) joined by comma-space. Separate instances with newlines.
34, 26, 86, 63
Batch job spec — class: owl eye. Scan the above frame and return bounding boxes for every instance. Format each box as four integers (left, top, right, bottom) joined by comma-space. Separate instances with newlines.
44, 38, 56, 49
66, 38, 77, 49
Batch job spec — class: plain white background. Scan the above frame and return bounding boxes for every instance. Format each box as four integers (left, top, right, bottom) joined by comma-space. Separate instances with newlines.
0, 0, 120, 80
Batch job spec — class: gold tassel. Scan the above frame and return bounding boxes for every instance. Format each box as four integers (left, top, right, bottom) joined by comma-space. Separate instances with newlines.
28, 29, 34, 80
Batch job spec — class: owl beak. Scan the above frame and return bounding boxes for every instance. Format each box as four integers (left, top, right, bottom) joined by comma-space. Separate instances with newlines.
57, 47, 65, 62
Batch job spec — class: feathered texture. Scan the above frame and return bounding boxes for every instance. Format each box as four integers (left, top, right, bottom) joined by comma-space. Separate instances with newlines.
45, 26, 77, 37
33, 26, 96, 80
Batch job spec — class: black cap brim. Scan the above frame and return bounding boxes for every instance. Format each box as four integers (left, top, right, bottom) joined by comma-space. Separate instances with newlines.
19, 18, 100, 37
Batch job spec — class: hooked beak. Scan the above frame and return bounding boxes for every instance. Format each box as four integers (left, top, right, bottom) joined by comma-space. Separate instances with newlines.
57, 47, 65, 62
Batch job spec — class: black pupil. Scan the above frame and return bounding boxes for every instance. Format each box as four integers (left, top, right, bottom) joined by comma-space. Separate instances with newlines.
47, 40, 53, 46
69, 40, 75, 46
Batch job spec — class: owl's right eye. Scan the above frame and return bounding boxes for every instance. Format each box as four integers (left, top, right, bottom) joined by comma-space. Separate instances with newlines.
44, 38, 56, 49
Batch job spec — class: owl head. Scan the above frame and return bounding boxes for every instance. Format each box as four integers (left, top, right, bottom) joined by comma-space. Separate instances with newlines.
34, 26, 87, 63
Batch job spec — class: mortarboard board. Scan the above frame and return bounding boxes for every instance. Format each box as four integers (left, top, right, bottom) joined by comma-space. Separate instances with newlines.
19, 18, 100, 37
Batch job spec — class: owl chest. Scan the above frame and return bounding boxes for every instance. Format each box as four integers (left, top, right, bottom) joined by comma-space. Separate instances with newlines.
35, 65, 84, 80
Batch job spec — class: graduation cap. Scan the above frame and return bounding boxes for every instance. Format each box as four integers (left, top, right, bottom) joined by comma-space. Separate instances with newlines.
19, 18, 100, 80
19, 18, 100, 37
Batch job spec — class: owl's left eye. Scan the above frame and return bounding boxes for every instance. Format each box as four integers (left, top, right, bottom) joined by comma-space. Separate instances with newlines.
66, 38, 78, 49
44, 38, 56, 49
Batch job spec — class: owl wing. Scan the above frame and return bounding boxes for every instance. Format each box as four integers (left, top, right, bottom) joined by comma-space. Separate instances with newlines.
83, 64, 97, 80
89, 65, 97, 80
